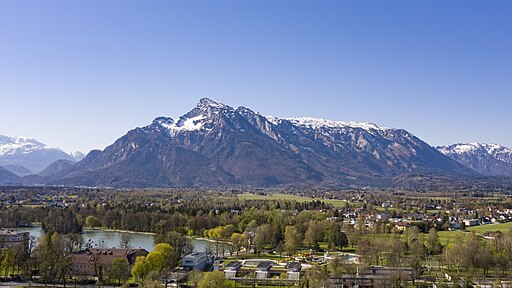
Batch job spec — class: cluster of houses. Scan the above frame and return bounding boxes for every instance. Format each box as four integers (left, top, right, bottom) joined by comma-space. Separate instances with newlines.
342, 200, 512, 233
0, 192, 78, 207
181, 251, 305, 281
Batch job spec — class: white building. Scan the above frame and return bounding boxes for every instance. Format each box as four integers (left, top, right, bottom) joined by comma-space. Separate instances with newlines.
224, 261, 243, 279
0, 229, 29, 249
182, 252, 209, 269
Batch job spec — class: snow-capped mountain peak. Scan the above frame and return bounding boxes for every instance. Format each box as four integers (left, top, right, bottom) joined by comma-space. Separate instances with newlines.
0, 134, 81, 174
438, 143, 512, 157
0, 135, 50, 155
71, 151, 86, 161
437, 143, 512, 176
197, 97, 229, 109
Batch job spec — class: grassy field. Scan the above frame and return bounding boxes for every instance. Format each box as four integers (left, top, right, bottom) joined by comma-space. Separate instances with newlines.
466, 221, 512, 234
437, 230, 467, 245
237, 193, 347, 208
435, 222, 512, 245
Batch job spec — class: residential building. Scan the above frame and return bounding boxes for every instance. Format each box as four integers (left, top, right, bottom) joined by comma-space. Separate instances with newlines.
0, 228, 29, 249
182, 252, 210, 270
71, 248, 148, 277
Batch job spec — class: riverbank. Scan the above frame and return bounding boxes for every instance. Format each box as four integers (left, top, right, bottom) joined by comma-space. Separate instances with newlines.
193, 237, 232, 245
89, 227, 156, 235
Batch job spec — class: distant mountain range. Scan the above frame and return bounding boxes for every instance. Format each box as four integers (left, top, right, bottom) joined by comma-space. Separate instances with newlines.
25, 98, 479, 188
437, 143, 512, 177
0, 135, 84, 176
1, 99, 511, 190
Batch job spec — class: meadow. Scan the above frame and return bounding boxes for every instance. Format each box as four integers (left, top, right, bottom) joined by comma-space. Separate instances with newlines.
237, 193, 348, 208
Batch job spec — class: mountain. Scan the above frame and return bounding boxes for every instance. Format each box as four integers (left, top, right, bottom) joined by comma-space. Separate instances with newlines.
44, 98, 474, 188
0, 166, 21, 185
71, 151, 86, 161
437, 143, 512, 176
0, 135, 78, 173
38, 159, 76, 177
2, 164, 33, 177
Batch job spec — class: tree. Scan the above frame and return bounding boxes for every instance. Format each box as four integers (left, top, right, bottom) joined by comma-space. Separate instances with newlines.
153, 243, 174, 263
197, 271, 235, 288
154, 231, 193, 262
131, 256, 151, 283
204, 226, 227, 257
85, 215, 101, 229
275, 240, 285, 256
108, 258, 130, 285
329, 256, 344, 277
146, 251, 165, 271
425, 228, 442, 255
408, 239, 426, 281
33, 232, 72, 285
284, 225, 301, 256
15, 233, 34, 278
42, 208, 82, 234
328, 223, 348, 251
405, 226, 421, 246
387, 235, 406, 267
304, 221, 322, 251
444, 236, 465, 274
300, 265, 329, 288
119, 233, 132, 248
67, 232, 84, 252
1, 247, 14, 277
153, 243, 175, 287
230, 233, 246, 255
254, 224, 273, 253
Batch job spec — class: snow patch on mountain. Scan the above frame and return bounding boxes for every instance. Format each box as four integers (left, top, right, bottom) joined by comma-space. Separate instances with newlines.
286, 117, 386, 131
437, 143, 512, 176
438, 143, 512, 160
0, 135, 53, 155
156, 115, 209, 134
0, 134, 82, 174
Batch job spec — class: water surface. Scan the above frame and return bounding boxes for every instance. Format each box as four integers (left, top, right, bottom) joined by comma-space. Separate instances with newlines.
11, 226, 216, 252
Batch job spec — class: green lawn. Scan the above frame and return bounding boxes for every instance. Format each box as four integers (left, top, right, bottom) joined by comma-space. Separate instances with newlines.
237, 193, 347, 208
466, 221, 512, 234
435, 222, 512, 246
437, 230, 467, 245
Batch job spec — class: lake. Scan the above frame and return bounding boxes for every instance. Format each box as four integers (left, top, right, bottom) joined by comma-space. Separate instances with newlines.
10, 226, 219, 253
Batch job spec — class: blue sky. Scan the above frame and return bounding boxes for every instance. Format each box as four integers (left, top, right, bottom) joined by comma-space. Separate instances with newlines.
1, 1, 511, 153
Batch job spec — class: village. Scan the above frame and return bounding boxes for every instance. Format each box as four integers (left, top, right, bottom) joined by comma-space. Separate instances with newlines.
2, 187, 512, 287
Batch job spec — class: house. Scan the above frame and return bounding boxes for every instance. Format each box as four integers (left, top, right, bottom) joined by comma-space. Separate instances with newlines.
255, 261, 273, 279
182, 252, 210, 270
394, 221, 409, 232
287, 262, 302, 281
213, 259, 225, 271
381, 201, 392, 208
224, 261, 243, 279
71, 248, 148, 277
0, 229, 29, 249
463, 219, 480, 227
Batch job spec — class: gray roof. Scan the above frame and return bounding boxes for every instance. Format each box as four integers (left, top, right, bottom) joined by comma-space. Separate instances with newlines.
226, 261, 243, 270
256, 261, 273, 271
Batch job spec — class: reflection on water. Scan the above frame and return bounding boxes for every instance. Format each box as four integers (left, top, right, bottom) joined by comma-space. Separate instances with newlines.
11, 226, 214, 252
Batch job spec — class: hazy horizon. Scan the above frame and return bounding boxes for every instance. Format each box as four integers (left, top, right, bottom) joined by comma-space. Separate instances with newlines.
1, 1, 511, 153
